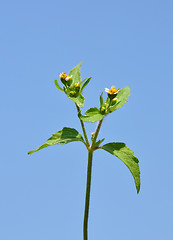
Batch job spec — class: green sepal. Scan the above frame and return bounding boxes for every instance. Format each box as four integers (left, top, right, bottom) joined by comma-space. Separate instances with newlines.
28, 127, 85, 155
54, 80, 64, 92
78, 107, 104, 122
109, 86, 130, 112
68, 62, 82, 84
68, 94, 85, 108
81, 77, 92, 91
101, 142, 140, 193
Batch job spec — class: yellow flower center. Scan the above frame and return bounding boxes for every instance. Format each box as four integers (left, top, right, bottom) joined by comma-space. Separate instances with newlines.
108, 88, 118, 95
60, 73, 68, 80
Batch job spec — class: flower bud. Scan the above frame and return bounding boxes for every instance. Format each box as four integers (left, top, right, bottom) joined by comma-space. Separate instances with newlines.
91, 132, 95, 141
100, 106, 106, 114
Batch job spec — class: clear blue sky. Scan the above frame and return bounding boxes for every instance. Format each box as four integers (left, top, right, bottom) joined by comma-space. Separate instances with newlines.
0, 0, 173, 239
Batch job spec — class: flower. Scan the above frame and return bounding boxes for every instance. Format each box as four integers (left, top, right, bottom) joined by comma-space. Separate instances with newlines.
59, 72, 72, 81
59, 72, 72, 86
105, 86, 119, 95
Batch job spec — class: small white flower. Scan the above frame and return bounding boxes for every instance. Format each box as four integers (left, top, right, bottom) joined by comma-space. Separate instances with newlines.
59, 73, 72, 81
105, 87, 119, 95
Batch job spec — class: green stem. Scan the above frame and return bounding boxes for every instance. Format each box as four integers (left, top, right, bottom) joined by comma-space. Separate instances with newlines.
83, 119, 104, 240
83, 150, 93, 240
75, 104, 90, 146
91, 119, 104, 148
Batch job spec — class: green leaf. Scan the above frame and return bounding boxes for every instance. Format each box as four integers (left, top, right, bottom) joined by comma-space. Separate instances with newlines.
101, 142, 140, 193
68, 62, 82, 84
105, 95, 111, 105
81, 77, 92, 91
68, 94, 85, 108
100, 92, 103, 108
54, 80, 64, 92
110, 86, 130, 111
78, 107, 104, 123
28, 127, 85, 155
79, 77, 89, 86
95, 138, 105, 148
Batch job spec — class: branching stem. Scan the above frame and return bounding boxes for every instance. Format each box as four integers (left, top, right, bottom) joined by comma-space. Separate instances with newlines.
75, 104, 90, 147
91, 119, 104, 148
75, 103, 104, 240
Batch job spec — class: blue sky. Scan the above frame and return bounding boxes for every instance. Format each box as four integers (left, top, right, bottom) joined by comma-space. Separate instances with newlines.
0, 0, 173, 239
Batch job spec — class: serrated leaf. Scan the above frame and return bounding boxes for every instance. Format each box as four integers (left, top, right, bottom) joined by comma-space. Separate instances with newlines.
28, 127, 85, 155
110, 86, 130, 111
68, 94, 85, 108
81, 77, 92, 91
102, 142, 140, 193
54, 80, 64, 92
78, 107, 104, 123
68, 62, 82, 84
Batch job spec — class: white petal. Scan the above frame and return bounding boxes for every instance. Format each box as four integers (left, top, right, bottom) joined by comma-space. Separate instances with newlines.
65, 76, 72, 81
105, 88, 109, 93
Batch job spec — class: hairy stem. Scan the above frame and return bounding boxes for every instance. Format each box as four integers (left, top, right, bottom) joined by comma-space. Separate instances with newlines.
83, 150, 93, 240
75, 104, 90, 147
